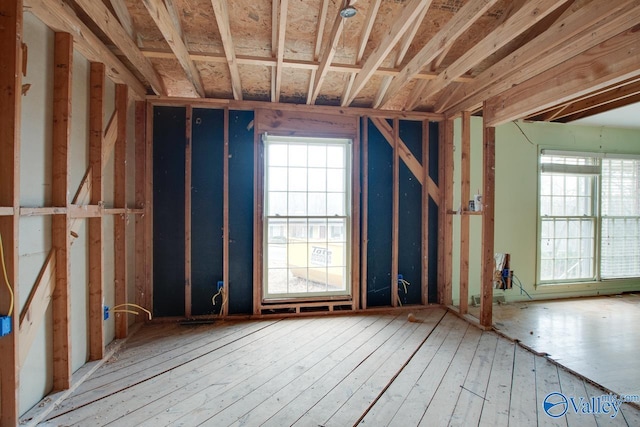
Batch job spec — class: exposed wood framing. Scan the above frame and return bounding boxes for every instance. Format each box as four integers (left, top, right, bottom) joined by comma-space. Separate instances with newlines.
141, 0, 205, 97
360, 117, 368, 310
109, 0, 136, 41
253, 118, 263, 314
370, 118, 440, 203
561, 92, 640, 123
114, 84, 128, 338
145, 102, 154, 315
309, 11, 344, 104
391, 118, 399, 308
481, 114, 495, 328
274, 0, 288, 103
407, 0, 569, 109
351, 116, 361, 311
421, 120, 429, 305
89, 62, 105, 361
380, 0, 499, 108
74, 0, 165, 96
184, 106, 192, 317
440, 0, 640, 114
24, 0, 145, 99
307, 0, 329, 104
134, 101, 148, 321
459, 112, 471, 315
0, 1, 22, 423
484, 25, 640, 126
345, 0, 433, 106
372, 0, 431, 108
223, 108, 230, 316
439, 117, 454, 306
51, 31, 73, 391
163, 0, 186, 42
211, 0, 243, 100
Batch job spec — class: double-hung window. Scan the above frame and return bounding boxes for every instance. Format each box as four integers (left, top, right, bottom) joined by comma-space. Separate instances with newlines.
538, 150, 640, 283
264, 135, 351, 299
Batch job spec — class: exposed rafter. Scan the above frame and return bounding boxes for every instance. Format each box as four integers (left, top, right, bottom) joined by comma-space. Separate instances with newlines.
344, 0, 433, 106
307, 0, 329, 104
163, 0, 186, 42
109, 0, 136, 41
379, 0, 499, 109
405, 0, 571, 110
141, 0, 205, 97
211, 0, 243, 100
74, 0, 166, 96
274, 0, 289, 102
308, 10, 344, 104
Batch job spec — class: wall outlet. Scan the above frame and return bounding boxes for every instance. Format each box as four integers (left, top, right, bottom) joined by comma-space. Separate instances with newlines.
217, 281, 224, 291
0, 315, 11, 337
104, 306, 109, 320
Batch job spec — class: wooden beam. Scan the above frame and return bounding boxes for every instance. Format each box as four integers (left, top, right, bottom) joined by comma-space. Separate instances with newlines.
407, 0, 570, 110
391, 118, 399, 307
134, 102, 147, 322
163, 0, 185, 42
0, 1, 21, 424
222, 108, 230, 316
421, 120, 429, 305
361, 117, 369, 310
345, 0, 433, 106
440, 0, 640, 114
561, 91, 640, 123
103, 110, 118, 165
109, 0, 136, 41
440, 117, 454, 306
480, 113, 495, 328
370, 118, 440, 203
184, 106, 192, 317
19, 251, 55, 366
89, 62, 105, 361
74, 0, 165, 96
253, 116, 263, 315
51, 31, 73, 391
309, 11, 344, 104
141, 0, 205, 97
114, 84, 128, 339
459, 111, 471, 315
372, 0, 431, 108
24, 0, 146, 99
144, 101, 154, 315
484, 25, 640, 127
273, 0, 288, 103
380, 0, 499, 108
351, 114, 361, 311
211, 0, 243, 100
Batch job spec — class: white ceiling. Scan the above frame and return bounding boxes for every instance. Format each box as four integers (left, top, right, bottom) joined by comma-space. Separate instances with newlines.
570, 102, 640, 129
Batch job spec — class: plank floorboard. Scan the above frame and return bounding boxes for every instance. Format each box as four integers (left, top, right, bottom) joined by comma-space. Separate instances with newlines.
509, 345, 538, 426
535, 357, 567, 427
557, 367, 597, 427
478, 337, 515, 427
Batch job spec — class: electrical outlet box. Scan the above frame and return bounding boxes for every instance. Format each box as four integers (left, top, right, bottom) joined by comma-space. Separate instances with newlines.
397, 274, 403, 282
217, 281, 224, 291
0, 316, 11, 337
104, 306, 109, 320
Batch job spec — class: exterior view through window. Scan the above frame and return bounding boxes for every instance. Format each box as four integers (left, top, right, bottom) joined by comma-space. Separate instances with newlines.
264, 135, 351, 299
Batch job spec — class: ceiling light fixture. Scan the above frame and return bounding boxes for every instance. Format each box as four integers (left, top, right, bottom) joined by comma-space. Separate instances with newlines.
340, 1, 357, 18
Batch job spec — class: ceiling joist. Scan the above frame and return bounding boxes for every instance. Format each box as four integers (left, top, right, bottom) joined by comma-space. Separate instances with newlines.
211, 0, 243, 100
274, 0, 289, 103
109, 0, 136, 41
309, 10, 344, 104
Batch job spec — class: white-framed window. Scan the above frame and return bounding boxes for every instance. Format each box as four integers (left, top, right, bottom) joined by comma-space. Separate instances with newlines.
263, 135, 351, 299
538, 151, 640, 283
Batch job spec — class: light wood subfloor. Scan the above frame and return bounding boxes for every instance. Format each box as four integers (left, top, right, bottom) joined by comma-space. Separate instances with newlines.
27, 308, 640, 426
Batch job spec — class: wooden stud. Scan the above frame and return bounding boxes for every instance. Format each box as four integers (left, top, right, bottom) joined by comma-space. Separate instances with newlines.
459, 111, 471, 315
145, 101, 154, 315
481, 111, 495, 328
351, 116, 361, 311
89, 62, 105, 361
421, 120, 429, 305
0, 0, 22, 424
360, 117, 369, 310
223, 108, 230, 316
253, 119, 263, 314
134, 101, 147, 322
391, 118, 399, 307
441, 117, 454, 306
184, 106, 192, 317
114, 84, 128, 338
51, 31, 73, 391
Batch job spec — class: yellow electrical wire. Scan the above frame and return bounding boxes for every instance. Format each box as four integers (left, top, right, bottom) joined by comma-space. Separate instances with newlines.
112, 309, 140, 316
0, 232, 14, 317
112, 303, 152, 320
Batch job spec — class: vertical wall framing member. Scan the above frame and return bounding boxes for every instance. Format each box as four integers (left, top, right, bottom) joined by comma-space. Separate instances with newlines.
481, 109, 496, 328
351, 117, 361, 310
459, 111, 471, 314
184, 105, 193, 317
51, 31, 73, 391
134, 101, 148, 321
360, 117, 368, 309
0, 0, 22, 423
252, 117, 262, 314
223, 108, 230, 316
114, 84, 128, 338
421, 120, 429, 305
391, 118, 399, 307
145, 102, 154, 314
439, 116, 454, 306
89, 62, 105, 360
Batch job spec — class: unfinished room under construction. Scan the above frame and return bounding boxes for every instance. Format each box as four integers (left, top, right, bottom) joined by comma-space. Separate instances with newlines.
1, 0, 640, 425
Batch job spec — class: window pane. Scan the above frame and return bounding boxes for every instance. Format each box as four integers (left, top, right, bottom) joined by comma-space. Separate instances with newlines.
288, 168, 307, 191
268, 192, 287, 216
308, 168, 326, 191
308, 145, 326, 167
268, 144, 287, 166
289, 144, 307, 167
288, 192, 307, 215
268, 167, 287, 191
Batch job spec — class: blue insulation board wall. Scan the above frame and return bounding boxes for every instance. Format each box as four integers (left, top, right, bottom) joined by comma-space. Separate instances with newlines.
191, 108, 224, 315
153, 106, 186, 317
228, 111, 255, 314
